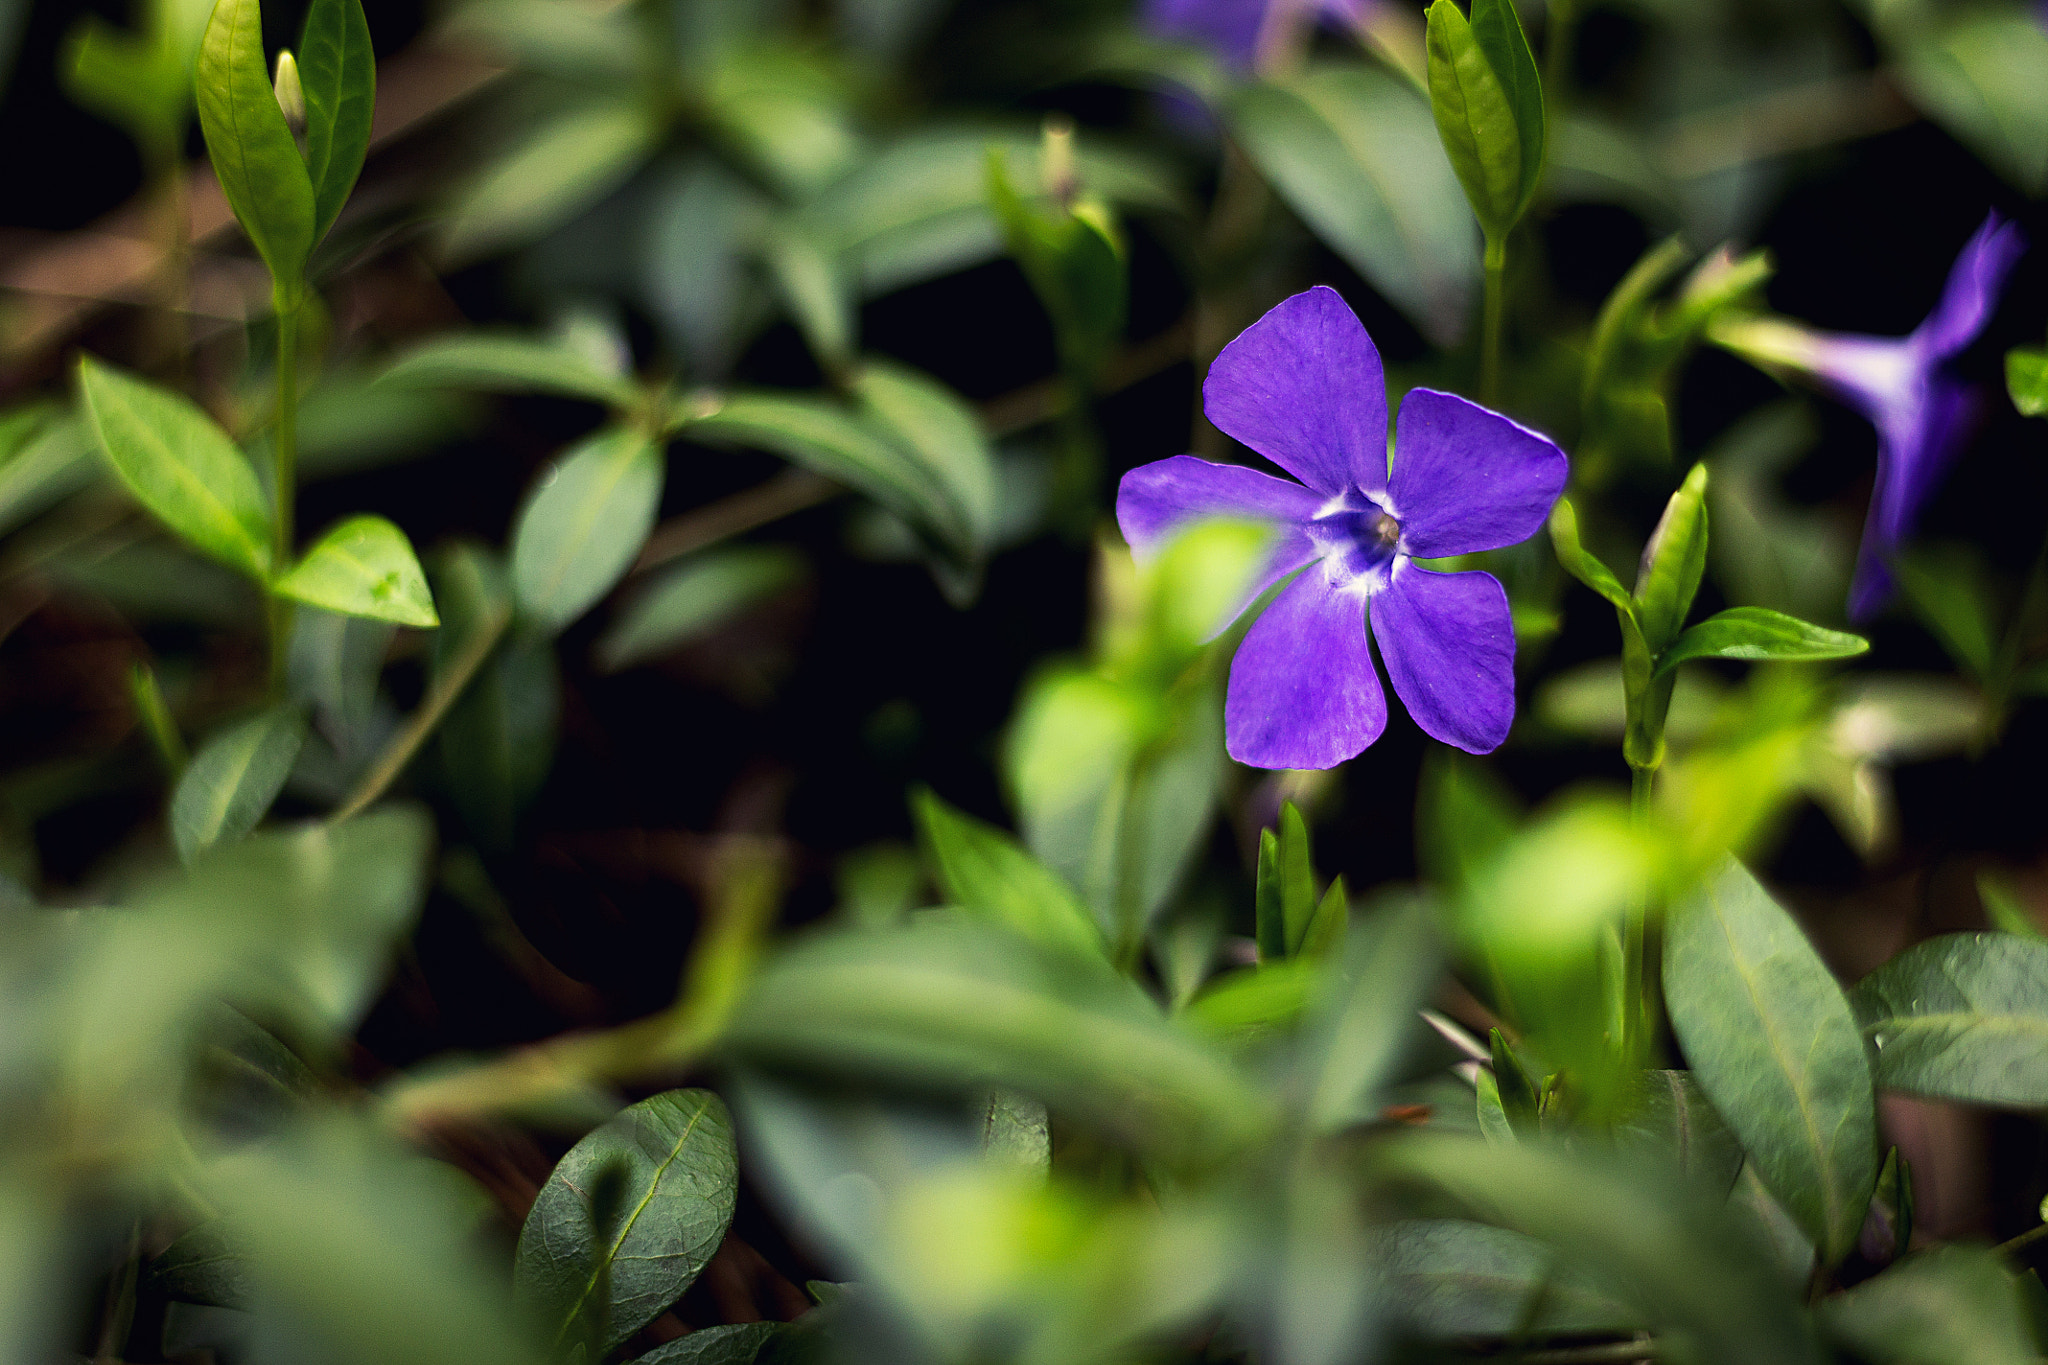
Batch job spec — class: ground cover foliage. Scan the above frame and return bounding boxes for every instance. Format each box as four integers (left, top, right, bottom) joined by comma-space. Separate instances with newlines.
2, 0, 2048, 1361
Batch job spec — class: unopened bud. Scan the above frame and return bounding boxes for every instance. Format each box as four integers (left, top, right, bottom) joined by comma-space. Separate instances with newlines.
273, 50, 306, 133
1041, 114, 1076, 209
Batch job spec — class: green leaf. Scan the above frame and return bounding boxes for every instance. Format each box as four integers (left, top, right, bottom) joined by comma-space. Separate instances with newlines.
765, 223, 856, 373
1229, 65, 1478, 347
1895, 546, 2000, 681
1374, 1220, 1636, 1338
1892, 14, 2048, 198
1662, 859, 1877, 1265
274, 515, 438, 628
1474, 1067, 1514, 1143
1978, 871, 2042, 941
441, 99, 660, 262
195, 0, 316, 293
1183, 958, 1319, 1040
376, 332, 641, 409
1614, 1069, 1743, 1193
151, 1224, 252, 1309
1425, 0, 1540, 239
1547, 499, 1633, 612
514, 1089, 738, 1358
171, 705, 309, 863
510, 428, 664, 634
1819, 1245, 2042, 1365
0, 408, 96, 539
1657, 607, 1869, 676
2010, 346, 2048, 418
852, 361, 998, 561
636, 1323, 780, 1365
1488, 1027, 1541, 1137
296, 0, 374, 242
1850, 932, 2048, 1107
912, 788, 1105, 959
1467, 0, 1544, 217
62, 18, 186, 159
1304, 896, 1442, 1134
596, 546, 804, 672
1301, 876, 1348, 960
433, 544, 555, 850
1633, 461, 1709, 653
76, 355, 272, 580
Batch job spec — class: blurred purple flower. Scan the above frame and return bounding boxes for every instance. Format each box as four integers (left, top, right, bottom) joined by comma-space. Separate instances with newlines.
1117, 287, 1567, 769
1143, 0, 1372, 71
1717, 213, 2027, 619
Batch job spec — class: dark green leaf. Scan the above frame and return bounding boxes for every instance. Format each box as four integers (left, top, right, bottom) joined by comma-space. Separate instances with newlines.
1633, 461, 1709, 653
76, 355, 272, 580
296, 0, 373, 241
1374, 1219, 1636, 1338
1425, 0, 1531, 239
1657, 607, 1868, 676
1467, 0, 1544, 219
195, 0, 315, 292
1488, 1028, 1540, 1137
170, 705, 308, 863
2010, 346, 2048, 418
596, 545, 804, 672
1850, 932, 2048, 1107
510, 428, 664, 634
151, 1224, 252, 1309
912, 788, 1104, 958
1663, 860, 1877, 1265
1819, 1245, 2042, 1365
1614, 1069, 1743, 1193
376, 332, 640, 409
274, 515, 438, 628
433, 544, 555, 850
1547, 499, 1633, 612
637, 1323, 781, 1365
515, 1089, 739, 1358
1871, 1146, 1915, 1265
1895, 546, 2000, 681
1301, 876, 1348, 960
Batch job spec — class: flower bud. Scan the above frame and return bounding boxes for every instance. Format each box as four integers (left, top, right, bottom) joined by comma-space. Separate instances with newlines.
273, 49, 306, 134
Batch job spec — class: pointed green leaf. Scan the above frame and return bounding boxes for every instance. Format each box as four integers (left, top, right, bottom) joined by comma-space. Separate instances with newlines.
76, 355, 272, 580
297, 0, 375, 242
596, 546, 804, 672
1277, 802, 1318, 957
1633, 462, 1709, 653
2010, 346, 2048, 418
433, 544, 556, 850
514, 1089, 738, 1358
1467, 0, 1544, 220
1425, 0, 1526, 239
274, 515, 437, 627
510, 428, 664, 634
1547, 499, 1633, 612
170, 705, 308, 862
0, 408, 96, 538
196, 0, 316, 293
852, 361, 998, 561
1614, 1070, 1743, 1193
912, 788, 1105, 959
441, 99, 660, 262
377, 332, 641, 408
1255, 826, 1285, 962
1656, 607, 1869, 676
1487, 1028, 1540, 1137
1301, 875, 1349, 959
636, 1323, 780, 1365
1850, 932, 2048, 1107
1663, 860, 1877, 1265
1819, 1246, 2042, 1365
1474, 1068, 1514, 1144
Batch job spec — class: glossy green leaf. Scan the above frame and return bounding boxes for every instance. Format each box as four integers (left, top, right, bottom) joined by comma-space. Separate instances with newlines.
1614, 1069, 1743, 1193
76, 355, 272, 580
1374, 1219, 1636, 1338
1467, 0, 1544, 213
596, 545, 804, 672
2010, 346, 2048, 418
636, 1323, 780, 1365
1657, 606, 1868, 675
377, 332, 640, 408
171, 705, 308, 863
913, 788, 1105, 958
515, 1089, 738, 1358
1819, 1245, 2042, 1365
511, 428, 664, 634
1425, 0, 1542, 239
433, 544, 555, 850
1663, 860, 1877, 1265
297, 0, 373, 242
1547, 499, 1633, 612
441, 99, 660, 262
1850, 932, 2048, 1107
1633, 461, 1709, 653
274, 515, 437, 628
195, 0, 315, 292
1229, 65, 1477, 347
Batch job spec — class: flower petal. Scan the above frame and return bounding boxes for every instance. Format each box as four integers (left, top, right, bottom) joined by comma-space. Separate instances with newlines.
1388, 389, 1568, 557
1226, 570, 1385, 769
1116, 455, 1322, 559
1912, 212, 2027, 364
1202, 286, 1389, 497
1372, 565, 1515, 753
1144, 0, 1268, 69
1850, 376, 1981, 620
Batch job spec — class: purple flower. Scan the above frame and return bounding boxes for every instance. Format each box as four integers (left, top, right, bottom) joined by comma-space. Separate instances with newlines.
1715, 212, 2027, 619
1116, 287, 1567, 769
1143, 0, 1372, 71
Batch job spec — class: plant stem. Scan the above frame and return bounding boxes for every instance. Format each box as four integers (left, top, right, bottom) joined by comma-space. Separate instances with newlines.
1542, 0, 1576, 108
1482, 233, 1509, 406
1622, 762, 1654, 1067
1516, 1339, 1658, 1365
1997, 1220, 2048, 1259
268, 291, 301, 694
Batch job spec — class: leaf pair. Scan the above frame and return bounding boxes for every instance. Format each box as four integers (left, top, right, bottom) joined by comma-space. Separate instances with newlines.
197, 0, 373, 297
1254, 802, 1346, 964
1425, 0, 1545, 243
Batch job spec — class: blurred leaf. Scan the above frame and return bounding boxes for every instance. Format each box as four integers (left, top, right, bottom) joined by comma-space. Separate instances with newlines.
1183, 958, 1319, 1040
1892, 13, 2048, 197
46, 537, 261, 627
1425, 0, 1544, 239
1658, 607, 1869, 675
913, 788, 1105, 958
1614, 1069, 1743, 1192
853, 361, 999, 560
643, 159, 769, 378
516, 1089, 738, 1357
1663, 859, 1876, 1265
274, 515, 438, 628
1850, 932, 2048, 1107
597, 545, 803, 672
1819, 1245, 2042, 1365
377, 332, 640, 408
288, 605, 394, 766
443, 99, 662, 262
1487, 1028, 1541, 1137
62, 17, 185, 159
1230, 65, 1478, 346
766, 223, 856, 373
1547, 499, 1633, 612
1374, 1219, 1637, 1338
434, 544, 555, 850
152, 1224, 252, 1309
171, 705, 309, 863
76, 355, 272, 580
1978, 872, 2043, 941
511, 427, 664, 634
195, 0, 315, 292
638, 1323, 781, 1365
1417, 751, 1520, 893
1633, 462, 1709, 653
2010, 346, 2048, 418
0, 408, 95, 538
981, 1089, 1051, 1170
1304, 896, 1442, 1134
296, 0, 373, 241
705, 44, 860, 196
1895, 546, 2000, 680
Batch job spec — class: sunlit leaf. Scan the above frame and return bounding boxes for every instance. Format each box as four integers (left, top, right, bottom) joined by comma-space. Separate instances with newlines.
171, 705, 309, 863
195, 0, 315, 292
2010, 346, 2048, 418
913, 788, 1106, 958
274, 515, 438, 628
1851, 932, 2048, 1107
1658, 607, 1868, 675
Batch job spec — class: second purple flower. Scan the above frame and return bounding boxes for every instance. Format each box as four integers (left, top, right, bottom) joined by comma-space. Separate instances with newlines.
1118, 286, 1568, 770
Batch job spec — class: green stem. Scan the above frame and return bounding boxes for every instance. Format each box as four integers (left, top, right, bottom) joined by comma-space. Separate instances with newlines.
1482, 233, 1508, 406
1622, 763, 1653, 1067
1542, 0, 1576, 109
1997, 1220, 2048, 1260
268, 291, 301, 695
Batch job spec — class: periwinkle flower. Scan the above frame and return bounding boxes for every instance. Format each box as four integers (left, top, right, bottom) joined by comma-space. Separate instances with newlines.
1117, 287, 1567, 770
1712, 212, 2027, 619
1144, 0, 1374, 71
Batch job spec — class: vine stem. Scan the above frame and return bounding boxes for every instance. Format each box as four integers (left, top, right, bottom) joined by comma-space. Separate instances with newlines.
1481, 233, 1508, 406
268, 293, 301, 694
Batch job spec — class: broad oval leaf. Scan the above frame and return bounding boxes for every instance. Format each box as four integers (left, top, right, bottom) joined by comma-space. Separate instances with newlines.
377, 332, 641, 409
441, 99, 661, 262
1374, 1219, 1636, 1338
1633, 462, 1709, 654
913, 788, 1105, 958
171, 705, 309, 863
852, 361, 997, 560
1614, 1069, 1743, 1193
514, 1089, 739, 1358
596, 545, 805, 672
77, 355, 272, 580
195, 0, 316, 292
636, 1323, 780, 1365
1425, 0, 1535, 240
1818, 1245, 2042, 1365
1663, 859, 1877, 1265
274, 515, 438, 628
1657, 606, 1869, 676
510, 428, 664, 634
1850, 932, 2048, 1106
297, 0, 375, 242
